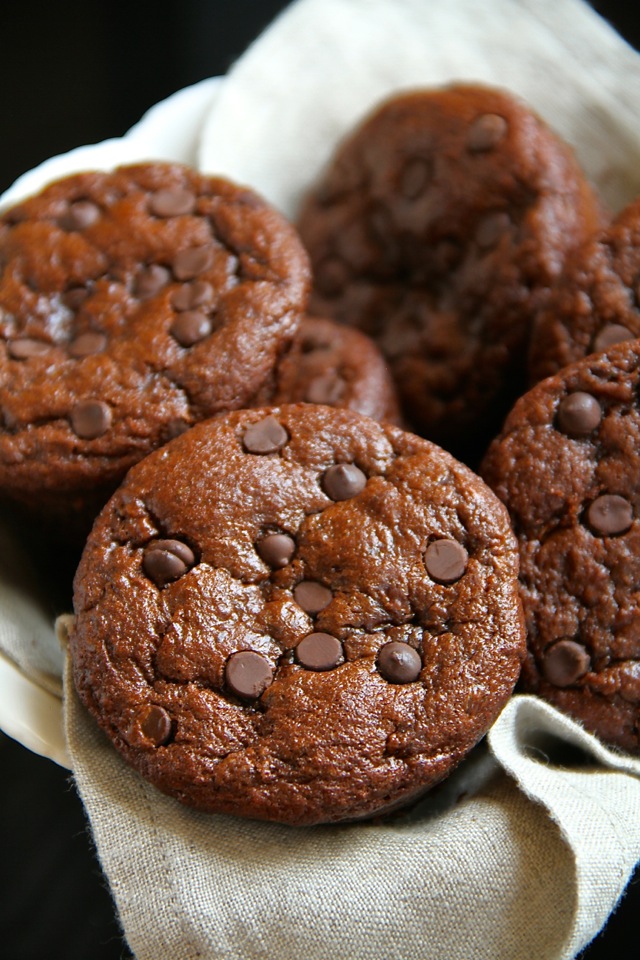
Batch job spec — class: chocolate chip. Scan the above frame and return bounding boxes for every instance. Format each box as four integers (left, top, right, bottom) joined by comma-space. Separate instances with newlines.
171, 280, 214, 311
475, 211, 511, 249
399, 157, 432, 199
424, 539, 468, 584
304, 374, 345, 405
70, 400, 112, 439
62, 287, 90, 310
143, 539, 195, 586
242, 416, 288, 454
257, 533, 296, 568
586, 494, 633, 536
322, 463, 367, 501
315, 257, 349, 297
293, 581, 332, 614
7, 338, 52, 360
170, 310, 213, 347
173, 245, 214, 280
556, 392, 602, 437
59, 200, 100, 231
377, 641, 422, 683
592, 323, 634, 353
68, 331, 107, 358
225, 650, 274, 699
541, 639, 591, 687
134, 264, 171, 299
140, 704, 172, 746
467, 113, 508, 152
149, 188, 196, 218
295, 633, 343, 671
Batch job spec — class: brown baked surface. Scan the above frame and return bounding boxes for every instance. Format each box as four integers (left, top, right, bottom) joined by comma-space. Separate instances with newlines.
529, 197, 640, 383
0, 162, 309, 524
297, 84, 603, 460
481, 341, 640, 752
251, 314, 402, 424
70, 403, 525, 825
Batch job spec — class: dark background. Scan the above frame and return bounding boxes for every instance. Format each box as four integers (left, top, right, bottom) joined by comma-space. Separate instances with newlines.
1, 2, 639, 957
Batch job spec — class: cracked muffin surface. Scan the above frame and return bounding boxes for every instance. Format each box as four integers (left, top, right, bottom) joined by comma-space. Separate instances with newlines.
481, 341, 640, 753
0, 162, 309, 527
70, 403, 525, 825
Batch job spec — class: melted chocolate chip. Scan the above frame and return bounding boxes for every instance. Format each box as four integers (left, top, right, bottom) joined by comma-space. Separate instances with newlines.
295, 633, 343, 671
592, 324, 634, 353
170, 310, 213, 347
242, 416, 288, 454
149, 188, 196, 218
173, 245, 214, 280
134, 264, 171, 299
7, 338, 52, 360
257, 533, 296, 568
556, 392, 602, 437
586, 495, 633, 536
225, 650, 274, 699
68, 331, 107, 358
304, 374, 345, 405
171, 280, 214, 312
70, 400, 112, 439
143, 539, 195, 586
399, 157, 432, 199
140, 704, 173, 746
424, 539, 468, 584
59, 200, 101, 231
541, 639, 591, 687
377, 641, 422, 683
467, 113, 508, 152
293, 581, 332, 614
322, 463, 367, 501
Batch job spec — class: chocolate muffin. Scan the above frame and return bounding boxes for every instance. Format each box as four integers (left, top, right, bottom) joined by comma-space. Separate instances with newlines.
0, 162, 310, 531
529, 197, 640, 383
251, 315, 402, 424
481, 341, 640, 753
297, 84, 603, 459
70, 403, 525, 825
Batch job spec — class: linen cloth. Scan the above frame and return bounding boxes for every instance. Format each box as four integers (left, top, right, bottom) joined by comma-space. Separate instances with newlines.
4, 0, 640, 956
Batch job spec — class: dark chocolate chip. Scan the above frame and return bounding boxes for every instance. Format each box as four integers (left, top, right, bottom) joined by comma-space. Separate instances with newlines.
62, 287, 90, 310
304, 374, 345, 405
541, 639, 591, 687
295, 633, 343, 671
475, 211, 511, 249
293, 581, 332, 614
257, 533, 296, 568
586, 494, 633, 536
399, 157, 432, 199
467, 113, 508, 152
377, 641, 422, 683
322, 463, 367, 501
140, 704, 172, 746
149, 188, 196, 218
592, 324, 634, 353
173, 245, 214, 280
225, 650, 274, 700
242, 416, 288, 454
7, 338, 52, 360
424, 539, 469, 584
314, 257, 349, 297
68, 331, 107, 358
171, 280, 214, 312
70, 400, 112, 439
170, 310, 213, 347
134, 264, 171, 299
556, 392, 602, 437
143, 539, 195, 586
59, 200, 101, 231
